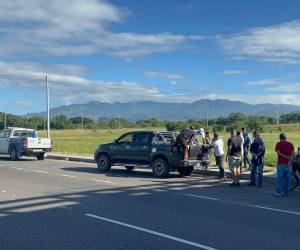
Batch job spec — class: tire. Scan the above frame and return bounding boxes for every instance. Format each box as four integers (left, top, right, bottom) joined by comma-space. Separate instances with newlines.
177, 166, 194, 177
9, 146, 19, 161
97, 154, 111, 172
37, 153, 45, 160
152, 158, 169, 178
125, 166, 135, 171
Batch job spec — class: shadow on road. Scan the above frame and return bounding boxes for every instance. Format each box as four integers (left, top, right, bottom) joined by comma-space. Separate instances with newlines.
61, 166, 180, 179
0, 166, 299, 249
0, 156, 37, 162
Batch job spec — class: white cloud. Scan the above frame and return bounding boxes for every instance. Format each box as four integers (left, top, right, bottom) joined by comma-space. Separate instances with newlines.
3, 60, 300, 110
142, 69, 185, 80
180, 4, 194, 10
202, 93, 300, 106
246, 78, 278, 86
219, 20, 300, 64
246, 78, 300, 93
223, 70, 247, 75
0, 0, 205, 60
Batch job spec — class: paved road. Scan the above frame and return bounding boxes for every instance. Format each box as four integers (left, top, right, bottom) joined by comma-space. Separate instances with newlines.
0, 157, 299, 250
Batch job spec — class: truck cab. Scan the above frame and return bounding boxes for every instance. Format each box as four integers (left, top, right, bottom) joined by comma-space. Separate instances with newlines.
94, 131, 207, 178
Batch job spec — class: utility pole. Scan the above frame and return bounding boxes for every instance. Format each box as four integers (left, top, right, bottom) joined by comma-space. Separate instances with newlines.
118, 116, 121, 130
206, 109, 209, 127
276, 111, 279, 126
46, 75, 50, 138
4, 112, 6, 129
81, 112, 84, 129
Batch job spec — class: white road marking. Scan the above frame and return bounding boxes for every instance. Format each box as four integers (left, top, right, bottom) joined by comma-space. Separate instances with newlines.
186, 194, 219, 201
252, 205, 300, 215
1, 190, 6, 193
86, 213, 218, 250
31, 170, 49, 174
60, 174, 77, 178
93, 179, 114, 184
11, 167, 23, 170
185, 193, 300, 215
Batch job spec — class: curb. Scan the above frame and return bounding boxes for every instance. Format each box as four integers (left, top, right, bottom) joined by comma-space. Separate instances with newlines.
46, 154, 95, 164
46, 154, 277, 184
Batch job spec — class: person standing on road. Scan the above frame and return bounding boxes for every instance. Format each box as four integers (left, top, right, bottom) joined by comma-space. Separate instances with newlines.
212, 133, 226, 179
173, 126, 196, 160
248, 131, 265, 187
241, 127, 252, 169
226, 130, 244, 186
275, 133, 295, 196
237, 131, 245, 173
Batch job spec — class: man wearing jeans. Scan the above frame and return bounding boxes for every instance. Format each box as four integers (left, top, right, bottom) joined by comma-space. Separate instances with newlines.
212, 133, 225, 179
241, 127, 252, 169
275, 133, 295, 196
248, 131, 265, 187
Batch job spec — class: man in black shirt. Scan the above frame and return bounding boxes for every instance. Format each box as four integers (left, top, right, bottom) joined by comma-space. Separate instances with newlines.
226, 130, 244, 186
173, 126, 196, 160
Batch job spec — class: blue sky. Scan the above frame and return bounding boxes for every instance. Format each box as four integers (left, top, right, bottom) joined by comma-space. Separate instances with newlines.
1, 0, 300, 114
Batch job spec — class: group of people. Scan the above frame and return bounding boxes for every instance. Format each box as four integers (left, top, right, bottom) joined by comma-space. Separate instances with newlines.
174, 126, 296, 196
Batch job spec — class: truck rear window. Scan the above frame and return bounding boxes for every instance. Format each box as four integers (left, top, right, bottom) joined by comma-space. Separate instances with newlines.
13, 130, 37, 138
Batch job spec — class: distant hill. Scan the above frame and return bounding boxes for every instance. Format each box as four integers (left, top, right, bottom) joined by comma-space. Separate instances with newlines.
26, 99, 300, 121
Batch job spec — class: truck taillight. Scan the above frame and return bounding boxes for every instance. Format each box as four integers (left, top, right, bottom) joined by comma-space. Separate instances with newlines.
23, 138, 28, 148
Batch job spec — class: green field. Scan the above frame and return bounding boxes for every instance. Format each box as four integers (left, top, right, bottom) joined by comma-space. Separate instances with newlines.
40, 128, 300, 167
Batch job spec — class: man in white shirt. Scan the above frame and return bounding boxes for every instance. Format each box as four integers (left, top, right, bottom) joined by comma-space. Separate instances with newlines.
212, 132, 226, 179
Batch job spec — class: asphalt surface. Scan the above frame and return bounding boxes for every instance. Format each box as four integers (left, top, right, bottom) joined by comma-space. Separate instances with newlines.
0, 157, 299, 250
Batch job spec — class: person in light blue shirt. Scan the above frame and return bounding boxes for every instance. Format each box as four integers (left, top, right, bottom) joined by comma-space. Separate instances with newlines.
241, 127, 252, 169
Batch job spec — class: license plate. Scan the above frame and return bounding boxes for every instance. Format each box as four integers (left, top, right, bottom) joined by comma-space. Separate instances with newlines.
33, 149, 43, 152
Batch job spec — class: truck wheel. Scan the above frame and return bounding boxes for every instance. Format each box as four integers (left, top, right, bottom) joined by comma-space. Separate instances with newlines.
37, 153, 45, 160
152, 158, 169, 178
177, 166, 194, 177
9, 146, 19, 161
125, 166, 135, 171
97, 154, 111, 172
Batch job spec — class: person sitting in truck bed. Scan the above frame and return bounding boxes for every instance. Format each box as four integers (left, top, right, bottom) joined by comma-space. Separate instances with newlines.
173, 126, 196, 160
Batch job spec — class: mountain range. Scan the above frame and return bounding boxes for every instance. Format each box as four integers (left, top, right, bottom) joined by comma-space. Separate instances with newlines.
26, 99, 300, 121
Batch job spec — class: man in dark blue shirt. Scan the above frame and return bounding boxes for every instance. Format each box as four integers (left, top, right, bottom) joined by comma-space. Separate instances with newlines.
249, 131, 265, 187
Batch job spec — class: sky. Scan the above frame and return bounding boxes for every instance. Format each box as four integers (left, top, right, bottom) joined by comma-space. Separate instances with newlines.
1, 0, 300, 115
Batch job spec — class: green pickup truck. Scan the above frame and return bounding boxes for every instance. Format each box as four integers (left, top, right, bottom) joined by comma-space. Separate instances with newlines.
94, 131, 208, 178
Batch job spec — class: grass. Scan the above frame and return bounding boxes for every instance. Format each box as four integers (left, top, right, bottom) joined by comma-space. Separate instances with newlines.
39, 127, 300, 167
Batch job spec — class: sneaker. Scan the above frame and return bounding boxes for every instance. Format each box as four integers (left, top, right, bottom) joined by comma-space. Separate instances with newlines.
248, 183, 255, 186
274, 192, 284, 197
